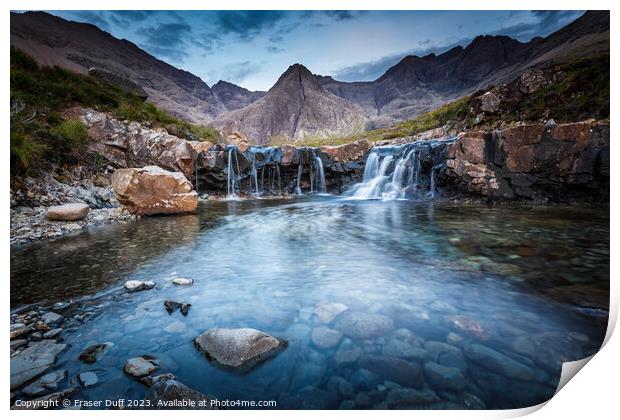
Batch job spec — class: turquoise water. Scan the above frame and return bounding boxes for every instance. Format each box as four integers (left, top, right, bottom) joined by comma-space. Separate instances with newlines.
10, 198, 609, 409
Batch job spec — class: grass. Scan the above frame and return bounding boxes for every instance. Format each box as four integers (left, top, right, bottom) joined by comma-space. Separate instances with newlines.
10, 47, 219, 174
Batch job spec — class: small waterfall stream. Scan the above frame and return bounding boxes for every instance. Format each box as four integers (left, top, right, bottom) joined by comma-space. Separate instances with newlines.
348, 138, 455, 200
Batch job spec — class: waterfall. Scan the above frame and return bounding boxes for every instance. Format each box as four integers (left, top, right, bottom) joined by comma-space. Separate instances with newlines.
347, 138, 456, 200
313, 151, 327, 194
250, 154, 259, 196
226, 147, 237, 198
295, 163, 303, 195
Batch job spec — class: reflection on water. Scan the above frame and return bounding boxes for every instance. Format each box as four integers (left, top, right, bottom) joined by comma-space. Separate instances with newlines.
10, 198, 609, 409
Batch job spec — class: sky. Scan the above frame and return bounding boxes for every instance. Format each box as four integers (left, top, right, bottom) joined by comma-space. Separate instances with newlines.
47, 10, 584, 91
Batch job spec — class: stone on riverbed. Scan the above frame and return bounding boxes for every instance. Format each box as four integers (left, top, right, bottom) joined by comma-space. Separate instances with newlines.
46, 203, 90, 221
311, 326, 343, 349
314, 301, 348, 324
358, 355, 424, 389
463, 342, 535, 381
194, 328, 286, 370
111, 166, 198, 215
41, 312, 64, 325
145, 379, 218, 409
79, 343, 113, 364
78, 371, 98, 387
334, 311, 394, 339
10, 340, 67, 389
423, 361, 466, 391
124, 356, 158, 377
124, 280, 156, 292
172, 277, 194, 286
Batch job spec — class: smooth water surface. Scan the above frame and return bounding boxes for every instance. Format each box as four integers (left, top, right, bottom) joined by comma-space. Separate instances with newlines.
10, 198, 609, 409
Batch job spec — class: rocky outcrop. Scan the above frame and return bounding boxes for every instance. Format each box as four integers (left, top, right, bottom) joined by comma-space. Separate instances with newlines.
111, 166, 198, 215
212, 64, 367, 144
194, 328, 286, 370
145, 378, 218, 409
11, 340, 67, 389
74, 108, 197, 179
443, 120, 610, 201
45, 203, 89, 221
212, 80, 266, 111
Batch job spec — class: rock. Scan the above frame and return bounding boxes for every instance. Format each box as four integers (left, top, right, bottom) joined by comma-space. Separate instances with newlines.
478, 90, 501, 113
194, 328, 286, 370
79, 343, 113, 364
519, 69, 546, 94
124, 280, 156, 292
311, 326, 343, 349
424, 341, 468, 373
145, 379, 218, 409
111, 166, 198, 215
319, 139, 371, 164
339, 400, 355, 410
314, 301, 348, 324
124, 356, 157, 377
384, 388, 440, 408
140, 372, 177, 387
327, 375, 355, 397
10, 327, 30, 340
78, 371, 98, 387
46, 203, 90, 221
22, 370, 67, 397
172, 277, 194, 286
10, 339, 27, 350
358, 355, 424, 389
43, 328, 63, 339
382, 338, 428, 360
12, 387, 77, 410
333, 347, 363, 366
509, 332, 585, 370
41, 312, 64, 325
334, 311, 394, 339
350, 368, 381, 390
463, 342, 535, 381
423, 361, 466, 391
10, 340, 67, 389
164, 300, 192, 315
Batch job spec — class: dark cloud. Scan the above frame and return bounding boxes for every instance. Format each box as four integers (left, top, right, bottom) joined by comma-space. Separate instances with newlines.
267, 46, 285, 54
303, 10, 367, 21
222, 61, 262, 83
493, 10, 584, 40
211, 11, 286, 40
140, 22, 192, 62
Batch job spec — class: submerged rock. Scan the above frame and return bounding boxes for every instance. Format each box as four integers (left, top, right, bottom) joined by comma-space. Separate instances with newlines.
463, 342, 535, 381
46, 203, 90, 221
194, 328, 286, 370
10, 340, 67, 389
78, 371, 98, 387
145, 379, 218, 409
164, 300, 192, 315
311, 326, 343, 349
111, 166, 198, 215
314, 301, 348, 324
358, 355, 424, 389
423, 361, 466, 391
334, 311, 394, 339
79, 343, 113, 364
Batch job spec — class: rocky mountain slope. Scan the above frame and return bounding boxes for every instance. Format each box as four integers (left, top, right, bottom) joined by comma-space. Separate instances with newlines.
212, 81, 266, 111
212, 64, 367, 144
318, 11, 609, 125
10, 11, 227, 123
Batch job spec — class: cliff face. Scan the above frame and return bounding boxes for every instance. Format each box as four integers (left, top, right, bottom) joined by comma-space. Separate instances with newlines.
212, 64, 367, 145
212, 81, 266, 111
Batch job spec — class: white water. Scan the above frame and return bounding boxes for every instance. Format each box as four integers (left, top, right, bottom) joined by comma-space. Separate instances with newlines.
313, 151, 327, 194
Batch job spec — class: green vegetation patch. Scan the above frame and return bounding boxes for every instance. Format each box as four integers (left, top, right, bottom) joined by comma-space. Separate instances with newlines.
10, 47, 219, 175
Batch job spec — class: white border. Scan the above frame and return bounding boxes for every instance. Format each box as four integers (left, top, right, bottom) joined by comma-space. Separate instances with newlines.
3, 1, 617, 419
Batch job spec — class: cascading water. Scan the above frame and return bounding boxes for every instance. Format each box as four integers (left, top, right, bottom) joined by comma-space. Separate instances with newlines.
295, 163, 303, 195
313, 151, 327, 194
348, 138, 456, 200
226, 147, 238, 198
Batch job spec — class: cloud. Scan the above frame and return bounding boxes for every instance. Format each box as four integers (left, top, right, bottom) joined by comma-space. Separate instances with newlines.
140, 22, 192, 62
221, 61, 263, 83
303, 10, 367, 21
211, 11, 286, 40
108, 10, 155, 26
267, 46, 285, 54
493, 10, 584, 40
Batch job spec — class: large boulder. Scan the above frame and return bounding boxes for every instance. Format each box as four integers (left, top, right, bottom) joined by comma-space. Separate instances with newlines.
11, 340, 67, 390
111, 166, 198, 215
145, 378, 218, 409
73, 108, 196, 179
194, 328, 286, 370
45, 203, 90, 221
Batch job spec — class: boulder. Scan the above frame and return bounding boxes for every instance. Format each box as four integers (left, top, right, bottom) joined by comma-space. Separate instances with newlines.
171, 277, 194, 286
145, 379, 218, 409
111, 166, 198, 215
313, 301, 348, 324
423, 361, 466, 391
319, 139, 370, 163
194, 328, 285, 370
10, 340, 67, 389
124, 280, 156, 292
46, 203, 90, 221
334, 311, 394, 339
79, 343, 113, 364
124, 356, 157, 377
463, 342, 535, 381
311, 326, 343, 349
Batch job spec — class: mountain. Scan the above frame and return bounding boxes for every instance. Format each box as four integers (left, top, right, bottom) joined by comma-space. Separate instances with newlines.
212, 81, 266, 111
212, 64, 367, 144
318, 11, 609, 125
10, 11, 227, 123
